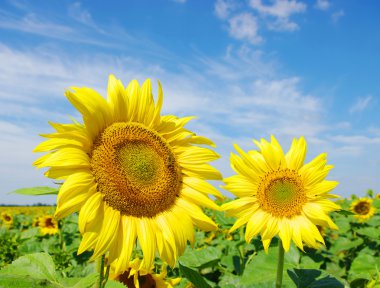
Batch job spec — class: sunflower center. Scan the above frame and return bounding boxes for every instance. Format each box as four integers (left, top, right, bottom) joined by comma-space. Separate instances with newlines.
257, 169, 306, 217
45, 217, 55, 228
3, 215, 11, 222
354, 202, 370, 215
91, 122, 182, 218
118, 270, 156, 288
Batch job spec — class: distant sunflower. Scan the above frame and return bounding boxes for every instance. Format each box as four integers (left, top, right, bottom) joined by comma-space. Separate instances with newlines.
34, 75, 222, 273
222, 136, 340, 252
37, 215, 59, 235
1, 212, 13, 227
351, 198, 375, 222
375, 194, 380, 200
111, 258, 181, 288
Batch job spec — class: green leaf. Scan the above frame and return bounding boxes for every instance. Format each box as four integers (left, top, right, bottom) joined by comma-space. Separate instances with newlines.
20, 227, 40, 239
240, 246, 296, 287
0, 275, 59, 288
0, 253, 58, 283
11, 186, 59, 196
287, 268, 344, 288
105, 280, 129, 288
356, 227, 379, 239
179, 263, 211, 288
179, 246, 222, 269
335, 210, 355, 216
69, 273, 99, 288
349, 254, 380, 281
329, 237, 363, 255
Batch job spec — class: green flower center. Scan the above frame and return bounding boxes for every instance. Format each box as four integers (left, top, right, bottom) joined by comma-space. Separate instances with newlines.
257, 169, 306, 217
91, 122, 182, 218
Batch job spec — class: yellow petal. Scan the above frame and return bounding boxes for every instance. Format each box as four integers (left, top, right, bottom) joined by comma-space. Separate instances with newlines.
78, 192, 103, 234
136, 218, 156, 269
77, 232, 98, 255
278, 218, 293, 252
107, 74, 127, 122
176, 198, 217, 231
91, 205, 120, 260
182, 177, 223, 200
285, 137, 307, 170
113, 216, 137, 275
65, 88, 112, 140
245, 210, 270, 243
181, 186, 221, 211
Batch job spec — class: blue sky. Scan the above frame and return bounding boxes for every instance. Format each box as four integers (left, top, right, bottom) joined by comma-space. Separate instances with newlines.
0, 0, 379, 204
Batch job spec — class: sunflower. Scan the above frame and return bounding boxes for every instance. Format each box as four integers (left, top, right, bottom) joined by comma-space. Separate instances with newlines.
34, 75, 222, 273
350, 198, 375, 222
1, 212, 13, 227
37, 215, 59, 235
111, 258, 181, 288
375, 194, 380, 200
222, 135, 340, 252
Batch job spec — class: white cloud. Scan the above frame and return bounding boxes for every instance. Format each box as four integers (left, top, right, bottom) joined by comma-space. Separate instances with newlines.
314, 0, 330, 10
68, 2, 101, 31
249, 0, 306, 31
214, 0, 236, 19
331, 9, 344, 23
228, 13, 262, 44
332, 135, 380, 145
249, 0, 306, 18
349, 95, 373, 113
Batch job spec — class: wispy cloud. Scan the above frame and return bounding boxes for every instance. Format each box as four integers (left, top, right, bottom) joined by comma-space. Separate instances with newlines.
349, 95, 373, 113
68, 2, 103, 32
228, 13, 262, 44
314, 0, 330, 11
249, 0, 306, 31
214, 0, 237, 19
331, 9, 344, 23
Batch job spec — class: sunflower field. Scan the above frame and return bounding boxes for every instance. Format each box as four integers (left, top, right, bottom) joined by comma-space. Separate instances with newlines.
1, 77, 380, 288
0, 192, 379, 288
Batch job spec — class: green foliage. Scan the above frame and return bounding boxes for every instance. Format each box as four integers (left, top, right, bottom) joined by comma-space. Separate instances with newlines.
11, 186, 59, 196
0, 195, 379, 287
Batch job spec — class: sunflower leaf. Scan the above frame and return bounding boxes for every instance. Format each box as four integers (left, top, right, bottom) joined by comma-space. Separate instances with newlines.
179, 263, 212, 288
335, 210, 354, 216
10, 186, 59, 195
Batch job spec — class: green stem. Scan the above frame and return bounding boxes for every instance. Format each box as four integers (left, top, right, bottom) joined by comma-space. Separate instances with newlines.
97, 255, 105, 288
276, 240, 285, 288
103, 264, 110, 287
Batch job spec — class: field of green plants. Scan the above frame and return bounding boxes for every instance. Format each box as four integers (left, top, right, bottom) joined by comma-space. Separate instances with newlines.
0, 191, 379, 288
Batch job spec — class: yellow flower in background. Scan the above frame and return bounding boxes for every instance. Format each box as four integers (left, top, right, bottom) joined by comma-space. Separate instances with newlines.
351, 198, 375, 222
1, 212, 13, 227
34, 75, 222, 273
37, 215, 59, 235
111, 258, 181, 288
222, 136, 340, 252
375, 194, 380, 200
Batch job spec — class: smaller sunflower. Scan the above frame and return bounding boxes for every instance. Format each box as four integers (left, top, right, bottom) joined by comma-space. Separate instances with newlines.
222, 135, 340, 252
37, 215, 59, 235
1, 212, 13, 227
375, 194, 380, 200
111, 258, 181, 288
351, 198, 376, 222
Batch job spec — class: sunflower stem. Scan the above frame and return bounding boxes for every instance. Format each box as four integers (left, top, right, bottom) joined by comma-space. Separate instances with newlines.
97, 255, 105, 288
276, 240, 285, 288
103, 264, 110, 287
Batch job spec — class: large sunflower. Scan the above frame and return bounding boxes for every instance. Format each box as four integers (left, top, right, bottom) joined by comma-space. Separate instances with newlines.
350, 198, 375, 222
34, 75, 222, 273
222, 135, 340, 252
